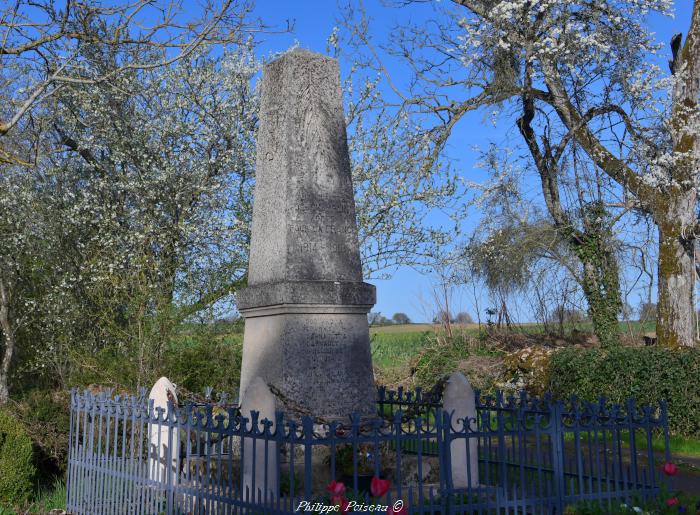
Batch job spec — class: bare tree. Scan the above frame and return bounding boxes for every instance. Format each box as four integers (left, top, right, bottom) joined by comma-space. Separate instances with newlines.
0, 277, 12, 402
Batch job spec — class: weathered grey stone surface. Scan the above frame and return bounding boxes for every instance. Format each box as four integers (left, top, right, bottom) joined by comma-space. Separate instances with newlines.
443, 372, 479, 488
148, 377, 179, 484
237, 281, 375, 309
241, 48, 364, 290
240, 377, 278, 500
237, 49, 376, 419
240, 311, 375, 419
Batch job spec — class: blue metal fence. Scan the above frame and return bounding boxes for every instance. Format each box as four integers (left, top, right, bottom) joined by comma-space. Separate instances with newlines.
66, 386, 671, 514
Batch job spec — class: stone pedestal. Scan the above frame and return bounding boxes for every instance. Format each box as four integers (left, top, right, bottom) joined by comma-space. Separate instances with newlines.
237, 49, 376, 420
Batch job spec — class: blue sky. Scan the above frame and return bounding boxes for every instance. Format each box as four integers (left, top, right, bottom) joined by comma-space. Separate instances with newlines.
249, 1, 693, 323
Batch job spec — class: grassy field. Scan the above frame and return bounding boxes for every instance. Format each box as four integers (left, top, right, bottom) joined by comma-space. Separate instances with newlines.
370, 323, 467, 334
370, 321, 656, 335
368, 321, 658, 387
368, 323, 700, 461
370, 330, 429, 364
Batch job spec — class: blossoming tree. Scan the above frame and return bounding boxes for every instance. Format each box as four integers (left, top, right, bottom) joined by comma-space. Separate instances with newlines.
341, 0, 699, 347
0, 0, 278, 166
0, 35, 462, 400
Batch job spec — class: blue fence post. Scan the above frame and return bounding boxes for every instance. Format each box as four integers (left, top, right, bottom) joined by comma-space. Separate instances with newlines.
641, 405, 656, 498
550, 401, 566, 513
496, 395, 508, 508
626, 398, 639, 491
660, 400, 672, 492
302, 416, 313, 503
438, 408, 453, 515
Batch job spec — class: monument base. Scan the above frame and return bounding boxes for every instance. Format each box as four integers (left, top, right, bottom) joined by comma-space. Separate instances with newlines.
236, 280, 375, 308
238, 303, 376, 420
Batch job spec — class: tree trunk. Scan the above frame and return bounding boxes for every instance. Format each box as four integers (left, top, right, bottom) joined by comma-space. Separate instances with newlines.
579, 250, 622, 348
657, 2, 700, 347
0, 278, 14, 404
517, 80, 622, 347
656, 191, 697, 347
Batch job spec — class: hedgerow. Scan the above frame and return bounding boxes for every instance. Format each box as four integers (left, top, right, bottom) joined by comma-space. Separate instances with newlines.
548, 346, 700, 438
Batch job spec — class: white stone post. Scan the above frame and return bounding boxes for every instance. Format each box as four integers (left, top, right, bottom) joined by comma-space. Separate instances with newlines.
442, 372, 480, 488
148, 377, 179, 487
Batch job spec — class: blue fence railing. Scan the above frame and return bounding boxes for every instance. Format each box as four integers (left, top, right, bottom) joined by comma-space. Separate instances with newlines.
66, 386, 671, 514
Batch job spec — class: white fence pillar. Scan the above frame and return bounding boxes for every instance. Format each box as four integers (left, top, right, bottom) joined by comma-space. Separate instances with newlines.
443, 372, 480, 488
148, 377, 179, 486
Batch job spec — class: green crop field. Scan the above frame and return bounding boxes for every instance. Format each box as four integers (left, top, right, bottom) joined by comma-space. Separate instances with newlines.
370, 330, 428, 370
370, 323, 479, 334
370, 321, 656, 337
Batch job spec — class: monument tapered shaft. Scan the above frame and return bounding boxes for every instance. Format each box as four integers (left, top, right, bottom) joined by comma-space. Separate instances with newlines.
237, 49, 376, 419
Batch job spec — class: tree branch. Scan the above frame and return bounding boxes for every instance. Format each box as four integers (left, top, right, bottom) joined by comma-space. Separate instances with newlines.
540, 60, 656, 207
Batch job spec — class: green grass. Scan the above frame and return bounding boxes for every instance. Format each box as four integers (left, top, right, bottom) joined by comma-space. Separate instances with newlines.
370, 323, 440, 334
28, 480, 66, 513
488, 412, 700, 460
370, 323, 489, 338
369, 321, 656, 337
370, 330, 429, 370
0, 480, 65, 515
560, 429, 700, 460
616, 430, 700, 459
667, 434, 700, 458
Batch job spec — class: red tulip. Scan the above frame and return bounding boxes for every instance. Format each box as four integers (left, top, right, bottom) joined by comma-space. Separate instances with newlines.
666, 496, 679, 507
327, 480, 346, 496
340, 498, 351, 513
370, 476, 391, 498
662, 462, 679, 476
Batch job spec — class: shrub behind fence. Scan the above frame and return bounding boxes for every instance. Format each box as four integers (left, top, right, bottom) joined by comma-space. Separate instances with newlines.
66, 386, 671, 514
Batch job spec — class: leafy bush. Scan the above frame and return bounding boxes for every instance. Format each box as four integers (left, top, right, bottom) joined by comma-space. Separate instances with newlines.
0, 408, 36, 507
12, 390, 70, 481
164, 336, 243, 396
411, 335, 469, 388
548, 347, 700, 438
68, 331, 243, 397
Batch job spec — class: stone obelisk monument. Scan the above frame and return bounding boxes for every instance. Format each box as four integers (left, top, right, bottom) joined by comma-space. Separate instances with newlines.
237, 49, 376, 420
